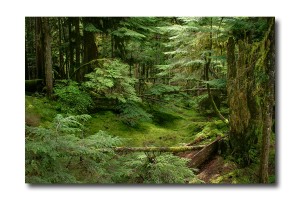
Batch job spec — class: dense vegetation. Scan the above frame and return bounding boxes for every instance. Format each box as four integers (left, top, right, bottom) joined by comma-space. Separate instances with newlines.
25, 17, 275, 184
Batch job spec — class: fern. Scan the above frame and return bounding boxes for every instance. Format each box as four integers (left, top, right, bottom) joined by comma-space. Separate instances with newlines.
25, 114, 124, 183
145, 84, 180, 96
84, 59, 141, 104
118, 101, 152, 127
123, 153, 195, 184
202, 78, 227, 89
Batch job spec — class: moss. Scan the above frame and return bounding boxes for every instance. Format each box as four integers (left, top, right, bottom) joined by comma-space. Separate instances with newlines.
25, 95, 58, 125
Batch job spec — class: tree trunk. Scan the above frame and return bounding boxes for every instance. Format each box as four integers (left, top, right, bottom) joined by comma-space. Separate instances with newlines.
35, 17, 44, 80
259, 18, 275, 183
227, 37, 260, 166
58, 18, 64, 79
43, 18, 53, 97
75, 17, 81, 77
69, 17, 75, 78
227, 18, 275, 167
77, 18, 98, 81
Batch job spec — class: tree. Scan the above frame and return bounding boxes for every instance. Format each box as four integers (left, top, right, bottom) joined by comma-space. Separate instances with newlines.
258, 18, 275, 183
35, 17, 44, 80
43, 17, 53, 97
226, 17, 274, 167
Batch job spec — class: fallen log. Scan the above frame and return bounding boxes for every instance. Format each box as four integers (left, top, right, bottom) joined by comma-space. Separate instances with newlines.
113, 145, 205, 153
186, 136, 205, 146
187, 137, 221, 168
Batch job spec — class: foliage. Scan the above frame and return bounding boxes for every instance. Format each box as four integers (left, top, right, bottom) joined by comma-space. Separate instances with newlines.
145, 83, 180, 96
25, 114, 124, 183
202, 78, 227, 89
84, 59, 141, 103
54, 80, 93, 114
118, 101, 152, 127
123, 153, 195, 184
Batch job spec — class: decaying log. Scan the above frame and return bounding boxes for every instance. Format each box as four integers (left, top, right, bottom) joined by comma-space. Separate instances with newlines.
186, 137, 221, 168
114, 145, 205, 153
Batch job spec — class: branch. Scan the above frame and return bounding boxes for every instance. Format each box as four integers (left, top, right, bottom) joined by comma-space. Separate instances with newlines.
113, 145, 205, 153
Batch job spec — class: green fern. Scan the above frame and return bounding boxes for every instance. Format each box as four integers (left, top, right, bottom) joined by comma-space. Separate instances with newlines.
84, 59, 141, 103
25, 114, 123, 183
123, 153, 196, 184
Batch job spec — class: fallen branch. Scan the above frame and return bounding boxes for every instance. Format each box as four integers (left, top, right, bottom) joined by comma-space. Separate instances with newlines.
114, 145, 205, 153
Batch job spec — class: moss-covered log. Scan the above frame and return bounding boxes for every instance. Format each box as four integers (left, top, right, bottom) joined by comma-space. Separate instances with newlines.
114, 145, 205, 153
25, 79, 44, 93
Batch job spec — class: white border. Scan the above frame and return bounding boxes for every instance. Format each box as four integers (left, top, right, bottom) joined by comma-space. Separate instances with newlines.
1, 0, 298, 200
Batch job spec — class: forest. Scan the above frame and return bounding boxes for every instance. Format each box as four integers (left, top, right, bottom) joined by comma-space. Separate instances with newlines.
25, 17, 275, 184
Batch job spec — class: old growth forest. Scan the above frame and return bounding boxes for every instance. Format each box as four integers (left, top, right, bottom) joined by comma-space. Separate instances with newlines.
25, 17, 275, 184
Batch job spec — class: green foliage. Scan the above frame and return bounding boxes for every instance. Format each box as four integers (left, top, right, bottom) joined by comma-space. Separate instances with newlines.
84, 23, 101, 32
145, 83, 180, 96
203, 78, 227, 89
123, 153, 195, 184
54, 80, 93, 114
25, 114, 123, 183
118, 102, 152, 127
112, 27, 146, 40
84, 59, 141, 103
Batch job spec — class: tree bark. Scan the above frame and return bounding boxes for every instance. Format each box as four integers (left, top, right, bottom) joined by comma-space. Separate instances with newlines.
259, 18, 275, 183
77, 18, 98, 81
69, 17, 75, 78
227, 18, 275, 168
75, 17, 81, 76
43, 18, 53, 97
58, 18, 64, 79
35, 17, 44, 80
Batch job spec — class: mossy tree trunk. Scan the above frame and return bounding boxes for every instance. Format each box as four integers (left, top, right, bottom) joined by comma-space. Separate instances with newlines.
226, 18, 275, 169
259, 18, 275, 183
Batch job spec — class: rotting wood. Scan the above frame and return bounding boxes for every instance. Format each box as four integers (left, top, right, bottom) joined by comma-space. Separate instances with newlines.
186, 137, 221, 168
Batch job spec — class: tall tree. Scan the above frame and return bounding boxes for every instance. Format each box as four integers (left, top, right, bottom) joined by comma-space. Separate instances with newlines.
75, 17, 81, 74
259, 18, 275, 183
43, 17, 53, 97
69, 17, 75, 77
35, 17, 44, 80
226, 18, 274, 167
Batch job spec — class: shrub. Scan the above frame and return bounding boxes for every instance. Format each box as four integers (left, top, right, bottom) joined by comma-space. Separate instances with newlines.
54, 80, 93, 114
25, 114, 123, 183
123, 153, 196, 184
84, 59, 141, 103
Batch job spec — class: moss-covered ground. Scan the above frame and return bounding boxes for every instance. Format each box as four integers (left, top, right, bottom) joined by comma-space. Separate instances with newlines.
26, 95, 275, 184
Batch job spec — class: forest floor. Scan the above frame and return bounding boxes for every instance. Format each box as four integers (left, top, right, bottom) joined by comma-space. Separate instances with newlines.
26, 95, 273, 184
